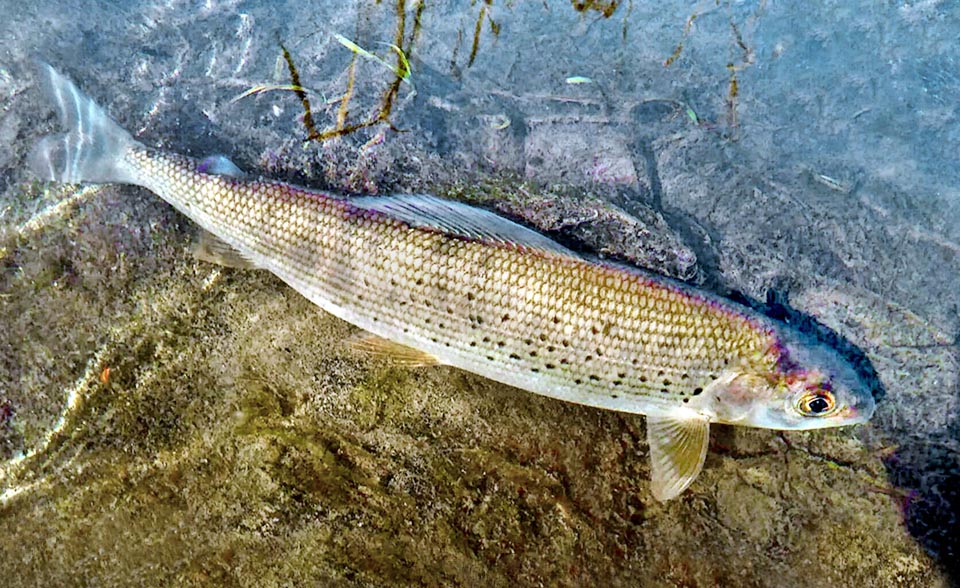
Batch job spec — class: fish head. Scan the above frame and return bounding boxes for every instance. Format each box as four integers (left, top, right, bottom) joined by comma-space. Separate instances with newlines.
705, 328, 876, 431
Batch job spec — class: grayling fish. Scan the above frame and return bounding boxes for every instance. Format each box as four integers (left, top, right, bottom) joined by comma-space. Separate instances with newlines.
29, 63, 875, 500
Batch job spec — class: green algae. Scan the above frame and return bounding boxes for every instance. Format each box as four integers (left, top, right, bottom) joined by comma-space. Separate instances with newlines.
347, 367, 414, 431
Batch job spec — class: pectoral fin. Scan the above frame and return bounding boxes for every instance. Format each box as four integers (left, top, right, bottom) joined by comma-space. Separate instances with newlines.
646, 414, 710, 501
347, 333, 441, 367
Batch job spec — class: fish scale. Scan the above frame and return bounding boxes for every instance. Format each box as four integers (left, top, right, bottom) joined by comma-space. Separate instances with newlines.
29, 62, 875, 500
131, 147, 774, 415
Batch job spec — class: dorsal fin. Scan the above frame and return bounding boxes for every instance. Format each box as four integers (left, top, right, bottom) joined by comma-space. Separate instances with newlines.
349, 194, 577, 257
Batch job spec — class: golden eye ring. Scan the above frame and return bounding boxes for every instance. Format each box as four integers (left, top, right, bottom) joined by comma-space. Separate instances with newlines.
797, 390, 837, 416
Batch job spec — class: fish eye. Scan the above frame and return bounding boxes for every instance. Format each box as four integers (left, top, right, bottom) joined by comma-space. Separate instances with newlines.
797, 390, 836, 416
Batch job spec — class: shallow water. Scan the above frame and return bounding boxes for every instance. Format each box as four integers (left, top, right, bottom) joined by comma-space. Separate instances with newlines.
1, 1, 958, 586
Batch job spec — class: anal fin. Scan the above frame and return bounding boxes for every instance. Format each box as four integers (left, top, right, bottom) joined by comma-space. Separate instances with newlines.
192, 230, 260, 269
347, 333, 441, 367
646, 413, 710, 501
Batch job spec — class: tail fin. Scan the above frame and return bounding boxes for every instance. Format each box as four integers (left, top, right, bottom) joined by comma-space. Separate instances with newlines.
29, 62, 141, 184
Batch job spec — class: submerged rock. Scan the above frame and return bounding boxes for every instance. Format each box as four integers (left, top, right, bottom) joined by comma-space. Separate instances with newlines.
0, 174, 946, 587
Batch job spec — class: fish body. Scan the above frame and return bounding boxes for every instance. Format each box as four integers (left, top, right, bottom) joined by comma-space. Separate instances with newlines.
29, 64, 876, 499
